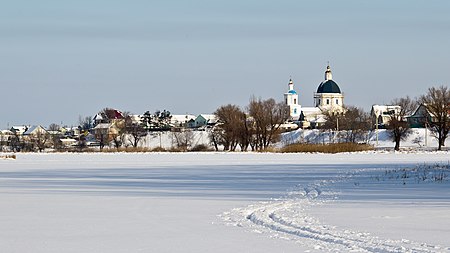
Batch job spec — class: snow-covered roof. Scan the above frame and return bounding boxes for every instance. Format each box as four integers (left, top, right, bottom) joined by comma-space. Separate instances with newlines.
60, 138, 77, 143
93, 113, 104, 121
371, 105, 401, 116
301, 107, 321, 113
198, 114, 216, 120
129, 115, 142, 124
11, 126, 28, 134
94, 123, 113, 129
314, 115, 328, 123
300, 107, 322, 116
23, 125, 47, 135
0, 130, 14, 135
197, 114, 217, 124
171, 114, 196, 123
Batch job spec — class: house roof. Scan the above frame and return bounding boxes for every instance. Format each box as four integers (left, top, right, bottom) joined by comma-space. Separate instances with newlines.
93, 113, 104, 121
94, 123, 113, 129
94, 109, 124, 121
197, 114, 217, 123
60, 138, 77, 143
0, 130, 14, 135
317, 80, 341, 94
23, 125, 46, 135
300, 107, 321, 114
171, 114, 196, 123
371, 105, 401, 116
287, 90, 297, 95
11, 126, 28, 134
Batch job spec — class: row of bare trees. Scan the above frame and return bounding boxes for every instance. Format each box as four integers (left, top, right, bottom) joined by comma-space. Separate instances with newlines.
321, 86, 449, 151
211, 97, 289, 151
321, 106, 372, 144
384, 86, 449, 150
210, 86, 448, 152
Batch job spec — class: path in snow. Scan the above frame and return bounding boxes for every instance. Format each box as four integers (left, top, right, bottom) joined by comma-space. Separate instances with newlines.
220, 169, 450, 253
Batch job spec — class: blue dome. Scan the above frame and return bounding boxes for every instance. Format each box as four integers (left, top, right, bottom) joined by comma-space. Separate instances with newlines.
288, 90, 297, 94
317, 80, 341, 93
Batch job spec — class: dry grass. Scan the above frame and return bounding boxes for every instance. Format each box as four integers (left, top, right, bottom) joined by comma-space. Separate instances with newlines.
100, 147, 152, 153
151, 147, 167, 152
281, 143, 374, 153
1, 154, 16, 159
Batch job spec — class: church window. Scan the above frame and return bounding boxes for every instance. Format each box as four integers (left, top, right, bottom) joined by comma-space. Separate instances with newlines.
294, 99, 297, 104
294, 108, 297, 114
326, 99, 330, 105
336, 99, 339, 104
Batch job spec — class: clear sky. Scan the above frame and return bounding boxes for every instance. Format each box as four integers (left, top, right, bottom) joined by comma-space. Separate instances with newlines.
1, 0, 450, 127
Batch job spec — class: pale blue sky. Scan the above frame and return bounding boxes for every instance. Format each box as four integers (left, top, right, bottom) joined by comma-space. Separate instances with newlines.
1, 0, 450, 127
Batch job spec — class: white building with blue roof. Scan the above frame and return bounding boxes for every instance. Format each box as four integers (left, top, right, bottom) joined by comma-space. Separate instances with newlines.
283, 64, 345, 128
313, 65, 344, 112
284, 79, 302, 119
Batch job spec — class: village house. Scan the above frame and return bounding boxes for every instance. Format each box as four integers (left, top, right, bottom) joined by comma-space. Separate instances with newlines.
371, 105, 402, 128
193, 114, 217, 129
170, 114, 196, 128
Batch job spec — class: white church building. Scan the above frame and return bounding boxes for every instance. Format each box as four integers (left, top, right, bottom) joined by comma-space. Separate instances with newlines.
284, 64, 345, 128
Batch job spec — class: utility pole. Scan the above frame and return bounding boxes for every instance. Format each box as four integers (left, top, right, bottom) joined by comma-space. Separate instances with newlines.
336, 117, 339, 143
336, 117, 339, 132
424, 119, 428, 147
375, 114, 379, 146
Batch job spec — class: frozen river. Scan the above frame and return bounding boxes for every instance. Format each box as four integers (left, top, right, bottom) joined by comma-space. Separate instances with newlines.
0, 152, 449, 252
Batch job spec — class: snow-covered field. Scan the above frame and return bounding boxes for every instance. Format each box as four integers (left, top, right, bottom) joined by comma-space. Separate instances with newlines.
0, 152, 449, 252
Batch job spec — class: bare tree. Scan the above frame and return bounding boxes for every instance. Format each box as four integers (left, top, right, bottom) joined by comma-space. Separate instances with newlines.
30, 130, 50, 152
98, 108, 124, 124
94, 126, 111, 151
209, 126, 222, 151
172, 130, 194, 151
48, 123, 60, 131
78, 116, 93, 131
248, 97, 289, 150
46, 123, 63, 151
322, 106, 371, 143
110, 111, 130, 150
421, 86, 450, 150
124, 115, 146, 148
213, 104, 247, 151
386, 96, 417, 151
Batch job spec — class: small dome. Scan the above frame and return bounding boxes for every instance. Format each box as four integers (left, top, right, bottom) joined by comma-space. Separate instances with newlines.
288, 90, 297, 94
317, 80, 341, 93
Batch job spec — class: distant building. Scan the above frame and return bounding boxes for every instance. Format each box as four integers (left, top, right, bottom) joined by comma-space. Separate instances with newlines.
285, 64, 345, 128
193, 114, 217, 128
371, 105, 401, 128
10, 126, 29, 135
23, 125, 47, 136
284, 79, 301, 119
170, 114, 197, 127
314, 65, 344, 113
407, 104, 433, 128
93, 108, 124, 125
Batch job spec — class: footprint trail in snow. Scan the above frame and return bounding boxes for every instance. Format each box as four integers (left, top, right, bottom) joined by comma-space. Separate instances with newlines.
220, 173, 449, 253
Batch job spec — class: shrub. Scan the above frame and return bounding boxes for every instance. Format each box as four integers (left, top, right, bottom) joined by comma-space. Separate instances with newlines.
100, 147, 151, 153
151, 147, 167, 152
190, 144, 212, 152
168, 147, 187, 152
